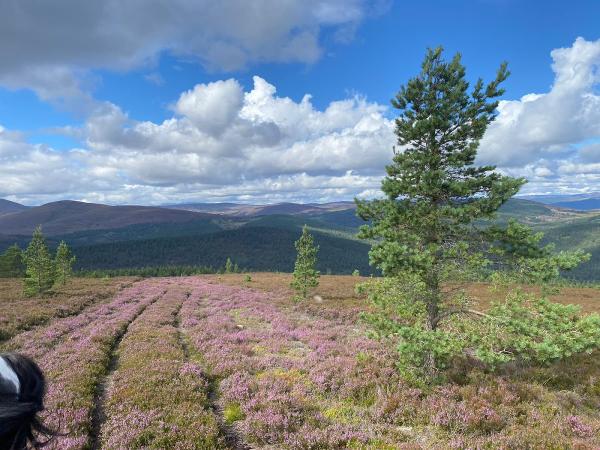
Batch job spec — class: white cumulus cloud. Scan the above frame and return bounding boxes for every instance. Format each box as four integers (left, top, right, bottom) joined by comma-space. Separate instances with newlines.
1, 76, 395, 204
3, 38, 600, 204
480, 37, 600, 167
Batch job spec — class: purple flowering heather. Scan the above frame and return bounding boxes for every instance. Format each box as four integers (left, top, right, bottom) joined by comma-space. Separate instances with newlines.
180, 279, 400, 447
99, 283, 223, 449
7, 279, 168, 449
1, 275, 599, 448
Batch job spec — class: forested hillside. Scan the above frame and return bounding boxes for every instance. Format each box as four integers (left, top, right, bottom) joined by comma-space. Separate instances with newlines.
72, 227, 373, 274
538, 213, 600, 281
0, 198, 598, 280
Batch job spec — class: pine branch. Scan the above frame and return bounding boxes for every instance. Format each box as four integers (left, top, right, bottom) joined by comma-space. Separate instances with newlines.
432, 307, 490, 327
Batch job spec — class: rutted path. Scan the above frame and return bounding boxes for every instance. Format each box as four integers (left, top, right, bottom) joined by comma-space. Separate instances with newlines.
20, 279, 170, 450
205, 370, 251, 450
1, 281, 136, 355
88, 286, 168, 450
0, 279, 130, 344
175, 290, 191, 360
96, 282, 225, 448
177, 288, 250, 450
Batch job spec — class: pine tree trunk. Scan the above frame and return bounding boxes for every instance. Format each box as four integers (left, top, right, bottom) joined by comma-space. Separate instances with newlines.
424, 272, 440, 379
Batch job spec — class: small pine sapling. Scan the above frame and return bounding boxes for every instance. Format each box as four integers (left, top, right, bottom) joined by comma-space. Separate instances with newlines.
23, 226, 55, 296
55, 240, 76, 286
225, 257, 234, 274
291, 225, 320, 300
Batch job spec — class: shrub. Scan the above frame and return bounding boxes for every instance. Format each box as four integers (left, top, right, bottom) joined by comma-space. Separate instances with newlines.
360, 278, 600, 380
223, 403, 244, 424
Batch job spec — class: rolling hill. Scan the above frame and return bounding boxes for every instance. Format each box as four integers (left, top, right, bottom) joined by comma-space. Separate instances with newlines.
0, 200, 214, 235
0, 199, 29, 216
519, 193, 600, 211
550, 198, 600, 211
72, 226, 373, 275
536, 213, 600, 281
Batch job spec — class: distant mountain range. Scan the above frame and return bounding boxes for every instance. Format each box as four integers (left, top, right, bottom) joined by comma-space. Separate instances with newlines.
519, 193, 600, 211
0, 197, 598, 280
162, 201, 356, 216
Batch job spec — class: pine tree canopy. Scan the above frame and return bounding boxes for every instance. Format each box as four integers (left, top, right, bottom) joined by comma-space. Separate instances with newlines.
356, 47, 586, 282
356, 47, 591, 379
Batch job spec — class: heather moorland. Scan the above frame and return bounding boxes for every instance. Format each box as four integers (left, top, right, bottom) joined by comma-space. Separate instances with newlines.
1, 275, 599, 448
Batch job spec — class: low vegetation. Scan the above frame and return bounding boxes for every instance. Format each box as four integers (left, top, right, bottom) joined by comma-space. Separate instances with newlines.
206, 273, 600, 447
99, 283, 223, 448
1, 279, 166, 449
0, 274, 598, 447
0, 277, 127, 342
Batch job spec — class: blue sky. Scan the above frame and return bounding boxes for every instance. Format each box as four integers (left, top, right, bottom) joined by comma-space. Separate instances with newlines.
1, 0, 599, 204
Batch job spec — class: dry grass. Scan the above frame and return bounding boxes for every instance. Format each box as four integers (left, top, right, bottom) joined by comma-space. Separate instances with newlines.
466, 283, 600, 314
0, 277, 135, 341
205, 272, 600, 314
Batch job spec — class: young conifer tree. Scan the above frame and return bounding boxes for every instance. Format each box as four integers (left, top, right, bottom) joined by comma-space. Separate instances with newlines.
356, 47, 590, 378
291, 225, 320, 300
23, 226, 55, 296
225, 257, 234, 274
54, 240, 76, 286
0, 244, 25, 278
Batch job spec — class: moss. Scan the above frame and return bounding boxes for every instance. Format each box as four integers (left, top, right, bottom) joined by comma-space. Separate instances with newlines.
223, 403, 244, 424
256, 367, 307, 384
323, 403, 359, 424
251, 344, 268, 355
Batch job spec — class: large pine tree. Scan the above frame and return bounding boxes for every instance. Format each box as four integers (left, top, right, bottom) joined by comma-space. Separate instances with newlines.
357, 47, 589, 377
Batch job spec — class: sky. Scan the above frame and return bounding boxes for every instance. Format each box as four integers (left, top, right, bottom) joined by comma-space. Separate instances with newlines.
0, 0, 599, 206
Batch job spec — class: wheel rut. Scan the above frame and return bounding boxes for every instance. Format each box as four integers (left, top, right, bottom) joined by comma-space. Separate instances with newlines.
175, 291, 191, 360
205, 375, 251, 450
176, 292, 250, 450
88, 290, 166, 450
